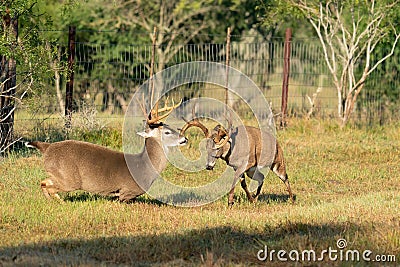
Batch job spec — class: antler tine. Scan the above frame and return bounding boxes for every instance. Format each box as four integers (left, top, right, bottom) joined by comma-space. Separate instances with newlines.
156, 97, 174, 113
147, 95, 161, 123
214, 114, 232, 149
180, 117, 210, 137
136, 93, 148, 119
214, 125, 230, 149
214, 134, 230, 149
155, 98, 181, 121
147, 98, 182, 125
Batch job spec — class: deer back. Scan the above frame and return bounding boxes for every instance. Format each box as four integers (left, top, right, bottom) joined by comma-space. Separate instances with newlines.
228, 126, 276, 170
42, 140, 137, 194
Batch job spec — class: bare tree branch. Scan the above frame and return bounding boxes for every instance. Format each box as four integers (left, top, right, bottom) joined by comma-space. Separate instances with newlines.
287, 0, 399, 126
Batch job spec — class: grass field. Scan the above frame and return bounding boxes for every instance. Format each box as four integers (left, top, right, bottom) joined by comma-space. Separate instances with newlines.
0, 119, 399, 266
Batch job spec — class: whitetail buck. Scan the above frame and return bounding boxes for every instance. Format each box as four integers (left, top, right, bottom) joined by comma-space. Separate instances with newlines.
180, 118, 293, 206
26, 99, 187, 202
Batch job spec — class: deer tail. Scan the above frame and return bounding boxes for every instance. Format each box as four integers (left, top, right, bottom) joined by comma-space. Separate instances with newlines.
25, 141, 50, 154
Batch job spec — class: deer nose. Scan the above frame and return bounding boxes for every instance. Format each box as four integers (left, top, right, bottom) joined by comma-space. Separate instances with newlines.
206, 165, 214, 170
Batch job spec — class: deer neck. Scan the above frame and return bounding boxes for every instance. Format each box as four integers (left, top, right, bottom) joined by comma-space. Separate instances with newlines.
143, 137, 169, 173
220, 141, 232, 164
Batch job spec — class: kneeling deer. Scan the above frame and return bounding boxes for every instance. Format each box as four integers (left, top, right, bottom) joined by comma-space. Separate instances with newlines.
26, 99, 187, 202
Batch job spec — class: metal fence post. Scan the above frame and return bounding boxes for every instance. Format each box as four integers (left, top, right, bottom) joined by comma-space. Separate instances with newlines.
280, 28, 291, 128
65, 26, 76, 128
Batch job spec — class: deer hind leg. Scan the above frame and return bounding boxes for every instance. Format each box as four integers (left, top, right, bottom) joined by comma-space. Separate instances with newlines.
118, 187, 143, 203
271, 163, 294, 203
228, 186, 235, 208
40, 179, 62, 201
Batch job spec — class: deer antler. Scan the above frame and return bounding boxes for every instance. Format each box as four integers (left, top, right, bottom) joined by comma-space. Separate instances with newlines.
213, 112, 233, 149
147, 97, 182, 125
180, 117, 210, 138
214, 126, 230, 149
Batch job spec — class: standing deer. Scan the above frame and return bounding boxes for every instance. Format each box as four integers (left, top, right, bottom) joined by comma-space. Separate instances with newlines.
26, 99, 187, 202
180, 118, 293, 206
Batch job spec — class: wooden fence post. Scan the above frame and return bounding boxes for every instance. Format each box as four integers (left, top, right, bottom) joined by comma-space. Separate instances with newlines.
65, 26, 76, 128
149, 26, 157, 108
280, 28, 292, 128
225, 27, 231, 118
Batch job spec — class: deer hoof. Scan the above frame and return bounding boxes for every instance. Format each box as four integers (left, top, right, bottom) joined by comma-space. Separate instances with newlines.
249, 196, 258, 203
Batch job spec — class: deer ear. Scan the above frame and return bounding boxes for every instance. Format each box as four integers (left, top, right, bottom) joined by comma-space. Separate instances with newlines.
137, 132, 149, 138
137, 127, 159, 138
137, 131, 151, 138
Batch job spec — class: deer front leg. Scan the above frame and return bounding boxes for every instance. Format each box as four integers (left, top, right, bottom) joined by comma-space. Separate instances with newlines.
240, 176, 255, 203
245, 167, 265, 202
283, 177, 294, 203
271, 163, 294, 203
228, 166, 247, 207
252, 171, 265, 201
40, 178, 62, 201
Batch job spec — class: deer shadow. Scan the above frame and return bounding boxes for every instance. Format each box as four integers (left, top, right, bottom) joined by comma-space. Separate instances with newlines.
62, 191, 296, 206
63, 192, 167, 206
63, 192, 115, 202
256, 193, 297, 204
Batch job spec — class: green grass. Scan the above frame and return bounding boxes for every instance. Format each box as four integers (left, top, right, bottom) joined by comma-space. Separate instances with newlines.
0, 119, 399, 266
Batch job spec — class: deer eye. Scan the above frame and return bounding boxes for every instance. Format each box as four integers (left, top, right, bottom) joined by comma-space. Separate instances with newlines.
165, 131, 171, 135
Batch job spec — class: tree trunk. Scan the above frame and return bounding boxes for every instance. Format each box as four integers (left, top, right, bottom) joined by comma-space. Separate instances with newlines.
105, 81, 115, 114
55, 67, 64, 113
340, 83, 366, 127
54, 46, 64, 113
0, 11, 18, 152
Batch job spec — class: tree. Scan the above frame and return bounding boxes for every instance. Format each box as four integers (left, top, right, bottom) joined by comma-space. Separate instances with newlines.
54, 0, 263, 112
0, 5, 18, 152
0, 1, 54, 153
259, 0, 400, 126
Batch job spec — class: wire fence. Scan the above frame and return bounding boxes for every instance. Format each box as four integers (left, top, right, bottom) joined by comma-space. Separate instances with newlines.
72, 40, 331, 113
70, 38, 399, 116
12, 29, 400, 142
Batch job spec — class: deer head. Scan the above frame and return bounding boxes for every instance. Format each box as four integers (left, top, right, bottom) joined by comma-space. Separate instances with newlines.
138, 97, 187, 149
180, 117, 231, 170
